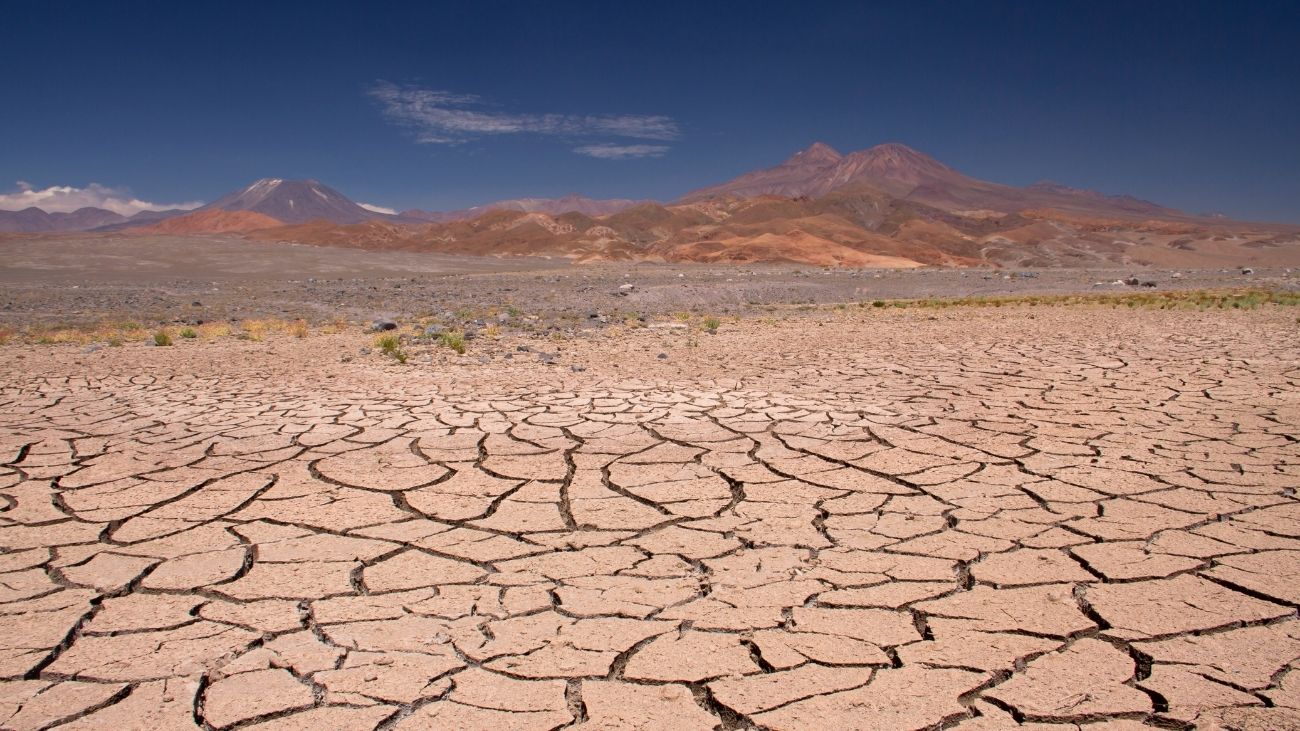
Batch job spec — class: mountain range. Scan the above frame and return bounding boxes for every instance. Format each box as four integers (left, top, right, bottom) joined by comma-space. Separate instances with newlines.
0, 206, 186, 233
4, 143, 1297, 267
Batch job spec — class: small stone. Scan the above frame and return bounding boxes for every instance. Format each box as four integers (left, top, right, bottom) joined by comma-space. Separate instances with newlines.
371, 319, 397, 331
657, 352, 668, 359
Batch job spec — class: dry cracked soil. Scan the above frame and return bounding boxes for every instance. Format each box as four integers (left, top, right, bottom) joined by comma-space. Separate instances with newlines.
1, 306, 1299, 730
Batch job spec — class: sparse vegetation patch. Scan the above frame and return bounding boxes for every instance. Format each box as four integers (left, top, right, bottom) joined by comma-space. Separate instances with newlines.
438, 331, 467, 354
375, 334, 408, 363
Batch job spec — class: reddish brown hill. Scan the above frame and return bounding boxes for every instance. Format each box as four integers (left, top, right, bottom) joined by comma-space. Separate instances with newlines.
249, 219, 430, 249
683, 142, 1184, 222
134, 209, 283, 234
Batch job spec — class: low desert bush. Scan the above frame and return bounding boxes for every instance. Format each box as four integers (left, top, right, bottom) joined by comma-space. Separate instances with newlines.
179, 327, 198, 339
375, 334, 408, 363
153, 330, 172, 346
437, 331, 466, 354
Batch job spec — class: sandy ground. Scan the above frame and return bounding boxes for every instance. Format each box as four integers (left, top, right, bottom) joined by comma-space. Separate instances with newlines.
1, 235, 1297, 327
1, 306, 1298, 729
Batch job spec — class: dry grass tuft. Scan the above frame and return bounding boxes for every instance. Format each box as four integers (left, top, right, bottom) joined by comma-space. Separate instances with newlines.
855, 288, 1300, 311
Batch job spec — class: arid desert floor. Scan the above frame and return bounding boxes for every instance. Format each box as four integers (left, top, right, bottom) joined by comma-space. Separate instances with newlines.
1, 234, 1295, 328
1, 305, 1299, 730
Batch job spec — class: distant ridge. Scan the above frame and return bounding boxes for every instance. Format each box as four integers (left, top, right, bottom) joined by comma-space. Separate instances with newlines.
401, 195, 653, 223
0, 206, 126, 232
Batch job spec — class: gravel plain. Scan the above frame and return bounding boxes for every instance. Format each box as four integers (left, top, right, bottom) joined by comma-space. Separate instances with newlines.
0, 234, 1296, 328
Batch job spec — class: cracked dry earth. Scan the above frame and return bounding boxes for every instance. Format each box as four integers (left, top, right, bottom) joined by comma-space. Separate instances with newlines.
1, 308, 1299, 731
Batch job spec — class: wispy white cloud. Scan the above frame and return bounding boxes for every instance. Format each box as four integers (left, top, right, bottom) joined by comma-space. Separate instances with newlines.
0, 181, 202, 216
573, 144, 670, 160
368, 81, 679, 157
358, 202, 398, 215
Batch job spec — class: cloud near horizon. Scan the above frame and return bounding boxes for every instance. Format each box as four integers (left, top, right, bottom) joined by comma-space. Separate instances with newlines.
358, 202, 398, 215
573, 144, 670, 159
0, 181, 203, 216
369, 81, 678, 158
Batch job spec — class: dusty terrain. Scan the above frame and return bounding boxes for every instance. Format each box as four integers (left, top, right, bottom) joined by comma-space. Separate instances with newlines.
1, 306, 1299, 730
0, 234, 1295, 328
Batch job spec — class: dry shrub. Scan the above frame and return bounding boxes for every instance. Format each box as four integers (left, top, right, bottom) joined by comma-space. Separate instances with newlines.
199, 322, 232, 339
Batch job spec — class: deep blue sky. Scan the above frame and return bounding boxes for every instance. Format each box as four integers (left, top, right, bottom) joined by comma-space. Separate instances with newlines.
3, 1, 1299, 221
